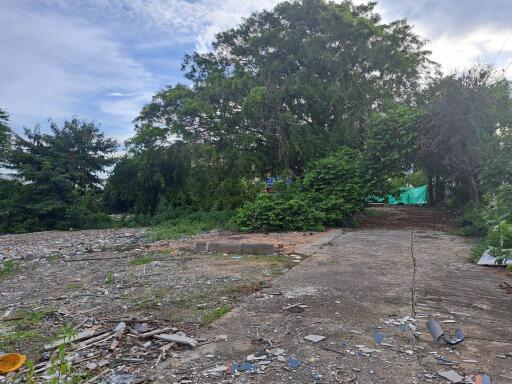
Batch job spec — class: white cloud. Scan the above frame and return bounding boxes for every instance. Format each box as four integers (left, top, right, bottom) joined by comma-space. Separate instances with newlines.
0, 1, 157, 132
46, 0, 282, 52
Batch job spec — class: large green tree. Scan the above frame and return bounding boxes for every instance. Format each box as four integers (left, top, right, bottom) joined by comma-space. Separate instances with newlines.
126, 0, 431, 214
1, 119, 118, 232
417, 67, 512, 203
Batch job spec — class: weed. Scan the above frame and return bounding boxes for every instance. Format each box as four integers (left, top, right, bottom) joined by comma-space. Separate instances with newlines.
0, 260, 18, 280
130, 255, 151, 266
47, 344, 83, 383
48, 255, 59, 263
201, 305, 231, 325
507, 264, 512, 272
105, 273, 115, 284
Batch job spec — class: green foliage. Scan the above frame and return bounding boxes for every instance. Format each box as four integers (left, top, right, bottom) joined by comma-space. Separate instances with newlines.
118, 0, 429, 219
364, 106, 422, 196
235, 192, 325, 232
148, 209, 235, 240
458, 202, 488, 237
462, 186, 512, 262
235, 148, 367, 231
47, 344, 83, 383
0, 119, 117, 233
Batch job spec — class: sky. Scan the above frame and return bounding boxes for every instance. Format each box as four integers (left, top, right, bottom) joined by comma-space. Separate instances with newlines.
1, 0, 511, 143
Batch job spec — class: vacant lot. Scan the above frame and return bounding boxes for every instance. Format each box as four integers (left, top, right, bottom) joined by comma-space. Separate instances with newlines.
1, 207, 511, 383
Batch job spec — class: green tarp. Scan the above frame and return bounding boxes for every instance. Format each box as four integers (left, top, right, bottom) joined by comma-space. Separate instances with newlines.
369, 185, 428, 205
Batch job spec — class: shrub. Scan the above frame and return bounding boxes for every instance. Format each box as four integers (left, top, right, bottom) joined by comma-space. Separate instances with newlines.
235, 147, 367, 231
234, 192, 325, 232
458, 202, 487, 237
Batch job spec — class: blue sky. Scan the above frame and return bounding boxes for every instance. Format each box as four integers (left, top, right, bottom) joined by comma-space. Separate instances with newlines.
1, 0, 511, 143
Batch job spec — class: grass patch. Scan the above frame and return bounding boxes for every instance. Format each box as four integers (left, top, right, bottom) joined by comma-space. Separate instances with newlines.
201, 305, 231, 325
0, 308, 54, 353
130, 255, 152, 266
147, 210, 234, 241
0, 260, 19, 280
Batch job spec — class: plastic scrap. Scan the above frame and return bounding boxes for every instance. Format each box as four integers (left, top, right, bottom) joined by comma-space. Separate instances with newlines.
0, 353, 26, 374
288, 358, 301, 369
239, 362, 257, 373
474, 373, 491, 384
373, 332, 384, 345
426, 320, 464, 346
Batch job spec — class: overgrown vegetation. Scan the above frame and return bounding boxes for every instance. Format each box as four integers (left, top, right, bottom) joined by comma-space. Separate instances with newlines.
235, 148, 366, 231
147, 209, 235, 240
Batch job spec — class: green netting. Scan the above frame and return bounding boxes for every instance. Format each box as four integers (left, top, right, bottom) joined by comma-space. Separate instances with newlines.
369, 185, 428, 205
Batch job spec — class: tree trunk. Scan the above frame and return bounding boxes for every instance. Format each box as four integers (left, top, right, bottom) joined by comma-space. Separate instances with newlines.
468, 173, 480, 204
434, 175, 445, 203
427, 170, 434, 206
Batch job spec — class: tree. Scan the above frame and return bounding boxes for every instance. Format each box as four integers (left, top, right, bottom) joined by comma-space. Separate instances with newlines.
417, 66, 512, 203
2, 119, 118, 231
136, 1, 429, 169
0, 108, 11, 164
364, 105, 422, 196
129, 0, 431, 214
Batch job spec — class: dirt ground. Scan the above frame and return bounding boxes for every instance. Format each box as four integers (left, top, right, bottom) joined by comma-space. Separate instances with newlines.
1, 207, 511, 383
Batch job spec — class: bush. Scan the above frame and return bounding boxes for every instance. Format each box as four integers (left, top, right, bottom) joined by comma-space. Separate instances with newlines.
234, 192, 325, 232
462, 185, 512, 261
235, 147, 367, 231
458, 202, 487, 236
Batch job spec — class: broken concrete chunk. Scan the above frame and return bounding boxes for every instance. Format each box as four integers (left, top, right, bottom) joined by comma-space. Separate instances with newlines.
154, 333, 197, 347
304, 335, 326, 343
268, 348, 285, 356
438, 370, 464, 383
215, 334, 228, 342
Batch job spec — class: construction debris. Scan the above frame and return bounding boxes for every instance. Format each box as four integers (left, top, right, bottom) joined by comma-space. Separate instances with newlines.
438, 369, 464, 383
304, 335, 326, 343
477, 250, 512, 266
426, 320, 464, 346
